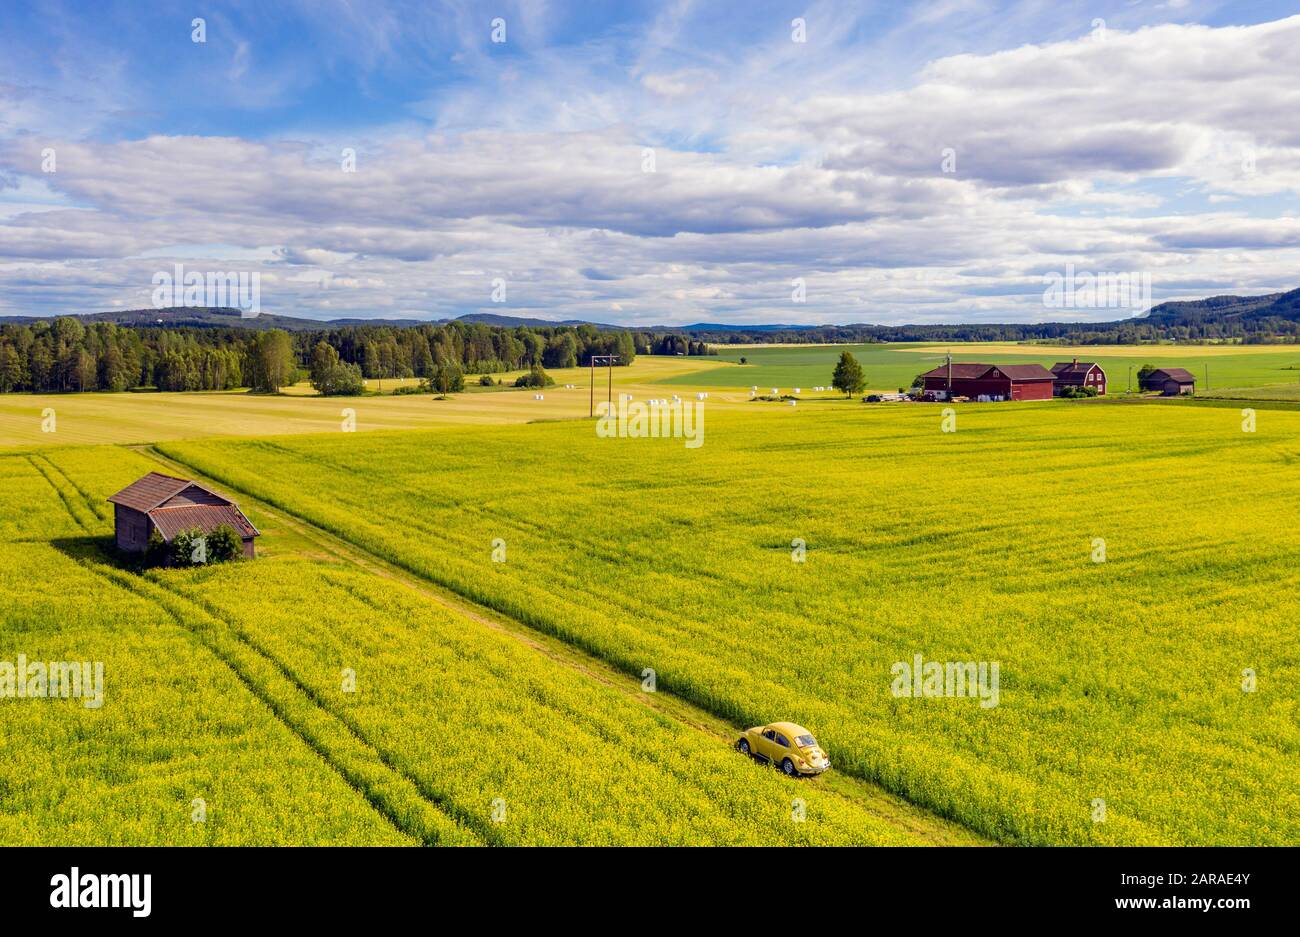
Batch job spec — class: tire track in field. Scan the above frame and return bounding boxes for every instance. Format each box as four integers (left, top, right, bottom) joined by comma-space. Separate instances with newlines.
151, 444, 767, 713
144, 573, 512, 846
26, 454, 98, 534
34, 445, 491, 843
37, 455, 114, 523
210, 443, 743, 650
57, 545, 480, 847
320, 570, 768, 814
139, 444, 988, 845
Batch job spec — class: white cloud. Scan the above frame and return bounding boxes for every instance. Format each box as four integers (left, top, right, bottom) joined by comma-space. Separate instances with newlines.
3, 10, 1300, 324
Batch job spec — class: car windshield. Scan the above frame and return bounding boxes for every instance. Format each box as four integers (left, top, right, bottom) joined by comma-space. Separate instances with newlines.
796, 735, 817, 748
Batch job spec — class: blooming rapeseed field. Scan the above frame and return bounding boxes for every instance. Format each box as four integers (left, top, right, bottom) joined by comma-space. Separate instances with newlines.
1, 444, 950, 845
159, 400, 1300, 845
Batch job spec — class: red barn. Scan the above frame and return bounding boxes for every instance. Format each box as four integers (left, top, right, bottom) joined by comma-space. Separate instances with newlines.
1140, 367, 1196, 396
919, 363, 1055, 401
1050, 359, 1107, 396
108, 472, 259, 559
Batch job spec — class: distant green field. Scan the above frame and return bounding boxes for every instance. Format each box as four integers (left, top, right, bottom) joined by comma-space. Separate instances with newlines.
1205, 382, 1300, 401
654, 343, 1300, 395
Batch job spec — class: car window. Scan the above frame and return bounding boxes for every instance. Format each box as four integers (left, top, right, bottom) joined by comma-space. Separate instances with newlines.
761, 729, 775, 741
796, 735, 816, 748
775, 733, 789, 747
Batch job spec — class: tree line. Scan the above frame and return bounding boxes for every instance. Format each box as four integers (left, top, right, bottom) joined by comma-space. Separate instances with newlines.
0, 318, 248, 393
0, 318, 641, 394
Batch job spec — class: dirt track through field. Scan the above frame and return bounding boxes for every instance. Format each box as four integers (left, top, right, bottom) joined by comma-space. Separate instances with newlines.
135, 444, 989, 846
29, 454, 478, 846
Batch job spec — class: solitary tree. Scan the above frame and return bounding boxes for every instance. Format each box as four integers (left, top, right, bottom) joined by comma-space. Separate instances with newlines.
515, 364, 554, 388
433, 362, 464, 395
831, 351, 866, 398
313, 359, 365, 396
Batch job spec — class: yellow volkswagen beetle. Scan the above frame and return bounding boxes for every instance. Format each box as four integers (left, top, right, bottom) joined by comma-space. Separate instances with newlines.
736, 722, 830, 776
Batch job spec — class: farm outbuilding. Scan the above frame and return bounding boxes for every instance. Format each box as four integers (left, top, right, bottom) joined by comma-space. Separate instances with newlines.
107, 472, 259, 558
1140, 367, 1196, 396
1050, 359, 1107, 396
919, 363, 1056, 401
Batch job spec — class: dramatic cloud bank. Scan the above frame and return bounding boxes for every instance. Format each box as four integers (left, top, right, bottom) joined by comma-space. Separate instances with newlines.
1, 1, 1299, 324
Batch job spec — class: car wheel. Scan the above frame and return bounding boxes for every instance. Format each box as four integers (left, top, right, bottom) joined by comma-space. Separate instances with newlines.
738, 738, 750, 756
781, 758, 796, 776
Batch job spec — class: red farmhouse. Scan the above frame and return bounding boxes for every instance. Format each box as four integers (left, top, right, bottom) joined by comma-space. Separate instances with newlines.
1050, 359, 1107, 396
919, 363, 1056, 401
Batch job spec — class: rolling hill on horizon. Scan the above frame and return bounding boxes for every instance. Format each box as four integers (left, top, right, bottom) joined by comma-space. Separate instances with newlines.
4, 287, 1300, 338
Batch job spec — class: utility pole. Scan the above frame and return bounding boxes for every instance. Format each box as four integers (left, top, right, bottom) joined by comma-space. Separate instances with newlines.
1128, 365, 1133, 394
590, 355, 618, 417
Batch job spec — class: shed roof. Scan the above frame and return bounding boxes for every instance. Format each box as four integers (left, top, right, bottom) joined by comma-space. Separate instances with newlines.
108, 472, 259, 542
107, 472, 194, 512
148, 503, 259, 541
1149, 367, 1196, 383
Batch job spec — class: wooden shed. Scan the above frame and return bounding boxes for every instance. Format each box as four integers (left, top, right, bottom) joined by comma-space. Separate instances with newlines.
107, 472, 259, 558
1140, 367, 1196, 396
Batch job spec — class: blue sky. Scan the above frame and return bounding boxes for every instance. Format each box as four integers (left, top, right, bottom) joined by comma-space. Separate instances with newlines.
3, 0, 1300, 324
